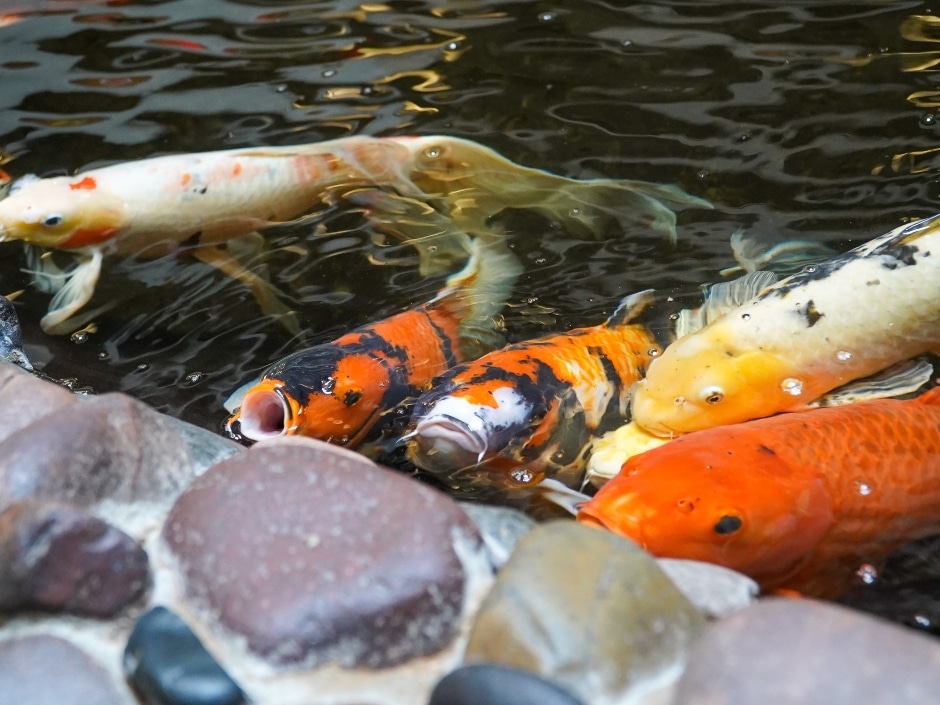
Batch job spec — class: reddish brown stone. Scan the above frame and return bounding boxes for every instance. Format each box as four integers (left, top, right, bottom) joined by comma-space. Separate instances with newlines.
164, 438, 481, 668
673, 597, 940, 705
0, 634, 130, 705
0, 392, 194, 508
0, 500, 149, 617
0, 361, 75, 444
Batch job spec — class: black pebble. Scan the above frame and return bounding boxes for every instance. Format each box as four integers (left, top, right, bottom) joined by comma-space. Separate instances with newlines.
124, 606, 247, 705
429, 664, 584, 705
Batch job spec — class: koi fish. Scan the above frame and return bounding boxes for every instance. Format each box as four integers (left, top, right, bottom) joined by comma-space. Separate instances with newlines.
0, 135, 707, 334
578, 387, 940, 598
631, 215, 940, 437
225, 236, 521, 447
403, 290, 662, 495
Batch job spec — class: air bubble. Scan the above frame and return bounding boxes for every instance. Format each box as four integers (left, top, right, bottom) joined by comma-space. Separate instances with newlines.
696, 170, 708, 180
183, 372, 205, 386
537, 11, 555, 21
424, 147, 441, 158
97, 351, 109, 361
914, 614, 932, 628
921, 113, 937, 127
648, 348, 661, 357
855, 480, 872, 496
781, 378, 803, 396
570, 207, 581, 216
802, 265, 818, 274
741, 313, 750, 320
70, 331, 88, 344
322, 69, 336, 77
856, 563, 878, 585
835, 350, 853, 362
510, 468, 534, 484
136, 363, 149, 372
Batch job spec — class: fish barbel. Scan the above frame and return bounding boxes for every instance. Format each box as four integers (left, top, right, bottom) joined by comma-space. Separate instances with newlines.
631, 215, 940, 436
579, 387, 940, 598
0, 135, 707, 334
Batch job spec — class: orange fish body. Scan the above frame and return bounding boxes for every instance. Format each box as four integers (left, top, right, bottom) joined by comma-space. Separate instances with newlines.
578, 387, 940, 598
406, 291, 660, 493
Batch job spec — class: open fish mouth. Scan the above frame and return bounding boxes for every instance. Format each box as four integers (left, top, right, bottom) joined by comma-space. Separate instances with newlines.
409, 413, 489, 471
237, 386, 292, 441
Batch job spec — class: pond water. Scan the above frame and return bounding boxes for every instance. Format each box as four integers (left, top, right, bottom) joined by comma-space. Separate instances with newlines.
1, 0, 939, 623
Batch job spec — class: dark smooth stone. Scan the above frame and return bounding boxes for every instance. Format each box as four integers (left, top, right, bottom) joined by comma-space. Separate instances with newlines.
673, 597, 940, 705
124, 606, 247, 705
164, 437, 481, 668
0, 633, 129, 705
0, 392, 194, 509
429, 664, 585, 705
0, 499, 149, 616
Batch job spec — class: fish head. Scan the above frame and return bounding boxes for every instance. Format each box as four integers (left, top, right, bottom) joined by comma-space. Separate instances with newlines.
0, 174, 127, 249
578, 434, 834, 585
631, 323, 795, 436
232, 348, 388, 446
407, 376, 540, 476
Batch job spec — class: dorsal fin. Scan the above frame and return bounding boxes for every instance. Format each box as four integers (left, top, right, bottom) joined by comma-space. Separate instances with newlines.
606, 288, 656, 327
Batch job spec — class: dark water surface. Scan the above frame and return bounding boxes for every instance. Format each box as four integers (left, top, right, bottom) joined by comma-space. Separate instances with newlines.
1, 0, 939, 621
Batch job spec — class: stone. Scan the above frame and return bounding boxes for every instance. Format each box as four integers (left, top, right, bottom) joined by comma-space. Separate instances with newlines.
464, 521, 704, 705
429, 664, 585, 705
0, 361, 75, 445
0, 499, 149, 616
673, 597, 940, 705
0, 633, 130, 705
163, 437, 482, 668
656, 558, 759, 619
125, 606, 247, 705
166, 416, 244, 475
0, 392, 194, 509
457, 502, 535, 569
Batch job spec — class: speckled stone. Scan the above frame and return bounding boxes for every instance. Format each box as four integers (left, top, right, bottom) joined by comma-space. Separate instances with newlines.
429, 664, 585, 705
163, 437, 482, 668
125, 606, 247, 705
0, 499, 149, 616
464, 520, 704, 705
457, 502, 535, 569
673, 597, 940, 705
0, 633, 130, 704
0, 392, 194, 509
656, 558, 759, 619
0, 361, 75, 445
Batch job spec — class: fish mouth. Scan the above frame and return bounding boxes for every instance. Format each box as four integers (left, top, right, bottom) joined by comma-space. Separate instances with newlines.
236, 386, 293, 441
576, 508, 614, 532
408, 414, 489, 472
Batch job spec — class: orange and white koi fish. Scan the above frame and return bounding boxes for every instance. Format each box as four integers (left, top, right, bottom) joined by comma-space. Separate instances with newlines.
225, 236, 521, 448
0, 135, 707, 333
579, 387, 940, 598
403, 290, 662, 495
631, 215, 940, 437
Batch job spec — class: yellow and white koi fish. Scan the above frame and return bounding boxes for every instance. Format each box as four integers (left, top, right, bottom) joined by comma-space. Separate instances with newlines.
631, 215, 940, 437
0, 135, 708, 333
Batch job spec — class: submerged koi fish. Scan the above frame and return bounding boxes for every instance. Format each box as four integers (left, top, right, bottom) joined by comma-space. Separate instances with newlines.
403, 290, 661, 494
631, 215, 940, 437
578, 387, 940, 598
226, 237, 521, 447
0, 135, 706, 333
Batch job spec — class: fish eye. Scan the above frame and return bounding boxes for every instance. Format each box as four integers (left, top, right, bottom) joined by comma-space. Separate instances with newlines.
713, 515, 742, 534
41, 214, 64, 228
701, 386, 724, 405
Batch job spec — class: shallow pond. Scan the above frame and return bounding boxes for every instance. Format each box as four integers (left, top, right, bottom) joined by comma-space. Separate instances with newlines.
1, 0, 939, 626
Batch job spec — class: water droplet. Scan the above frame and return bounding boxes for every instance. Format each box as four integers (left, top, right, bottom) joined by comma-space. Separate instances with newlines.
835, 350, 853, 362
921, 113, 937, 127
856, 563, 878, 585
696, 169, 708, 180
360, 86, 373, 96
534, 257, 547, 265
321, 377, 336, 394
648, 347, 661, 357
525, 295, 538, 304
569, 207, 581, 216
322, 69, 336, 77
183, 371, 205, 386
741, 313, 751, 320
70, 331, 88, 344
537, 11, 555, 21
854, 480, 872, 496
426, 244, 437, 254
669, 312, 679, 321
914, 614, 932, 628
781, 378, 803, 396
97, 351, 109, 361
802, 265, 818, 274
275, 84, 287, 93
135, 363, 149, 372
424, 147, 441, 158
510, 468, 534, 484
446, 41, 460, 51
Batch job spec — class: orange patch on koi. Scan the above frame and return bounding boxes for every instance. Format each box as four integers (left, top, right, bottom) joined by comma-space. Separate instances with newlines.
69, 176, 97, 191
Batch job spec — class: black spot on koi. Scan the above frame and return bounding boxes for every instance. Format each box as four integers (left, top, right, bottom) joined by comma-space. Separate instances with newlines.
801, 300, 823, 327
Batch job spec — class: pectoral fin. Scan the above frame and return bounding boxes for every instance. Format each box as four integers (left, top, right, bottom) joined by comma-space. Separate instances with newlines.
809, 357, 934, 407
40, 249, 103, 335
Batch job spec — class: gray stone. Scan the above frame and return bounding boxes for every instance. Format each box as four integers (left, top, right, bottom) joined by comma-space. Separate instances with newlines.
164, 437, 482, 668
0, 500, 149, 617
457, 502, 535, 569
166, 416, 244, 475
464, 520, 704, 705
430, 664, 585, 705
656, 558, 759, 619
0, 633, 131, 705
0, 392, 194, 509
674, 597, 940, 705
0, 361, 75, 445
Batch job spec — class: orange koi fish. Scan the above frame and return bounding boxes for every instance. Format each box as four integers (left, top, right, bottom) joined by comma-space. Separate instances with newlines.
578, 387, 940, 598
226, 238, 521, 447
0, 135, 707, 334
404, 290, 662, 495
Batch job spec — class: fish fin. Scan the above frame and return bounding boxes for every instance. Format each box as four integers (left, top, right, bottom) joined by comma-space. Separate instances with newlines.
433, 235, 523, 359
701, 271, 777, 323
40, 249, 103, 334
191, 244, 300, 336
605, 288, 657, 327
808, 358, 934, 408
725, 229, 839, 276
22, 245, 70, 295
536, 478, 593, 516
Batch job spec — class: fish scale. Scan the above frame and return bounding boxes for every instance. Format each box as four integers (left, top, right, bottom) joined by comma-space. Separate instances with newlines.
579, 387, 940, 598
